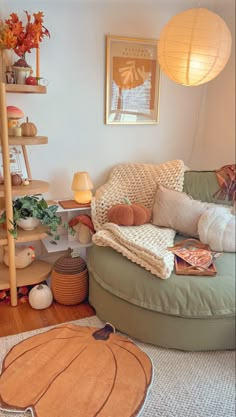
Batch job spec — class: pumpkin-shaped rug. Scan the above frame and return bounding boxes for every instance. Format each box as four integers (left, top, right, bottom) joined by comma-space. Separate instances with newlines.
0, 324, 153, 417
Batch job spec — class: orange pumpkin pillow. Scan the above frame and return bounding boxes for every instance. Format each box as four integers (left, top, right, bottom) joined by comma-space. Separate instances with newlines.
108, 199, 152, 226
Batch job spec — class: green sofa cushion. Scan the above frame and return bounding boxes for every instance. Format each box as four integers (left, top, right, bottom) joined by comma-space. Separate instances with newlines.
183, 170, 232, 205
88, 239, 235, 319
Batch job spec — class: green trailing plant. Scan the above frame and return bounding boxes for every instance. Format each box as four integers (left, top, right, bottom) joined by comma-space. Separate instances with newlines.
0, 195, 74, 242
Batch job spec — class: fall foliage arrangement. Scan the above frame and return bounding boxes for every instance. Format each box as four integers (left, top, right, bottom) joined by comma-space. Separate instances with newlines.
0, 11, 50, 58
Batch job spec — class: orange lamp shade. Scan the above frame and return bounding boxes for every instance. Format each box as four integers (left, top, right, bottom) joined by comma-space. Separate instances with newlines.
158, 8, 232, 86
71, 172, 93, 204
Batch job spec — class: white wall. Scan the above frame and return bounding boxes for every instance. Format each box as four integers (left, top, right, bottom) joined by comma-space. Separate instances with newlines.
1, 0, 235, 198
191, 0, 235, 170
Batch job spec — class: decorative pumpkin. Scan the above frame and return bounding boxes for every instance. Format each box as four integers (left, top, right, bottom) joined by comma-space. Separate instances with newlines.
0, 323, 152, 417
4, 245, 35, 269
29, 284, 53, 310
20, 117, 37, 137
108, 198, 152, 226
11, 173, 22, 186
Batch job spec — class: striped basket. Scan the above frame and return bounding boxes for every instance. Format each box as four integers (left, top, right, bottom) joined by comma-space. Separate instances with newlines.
51, 249, 88, 305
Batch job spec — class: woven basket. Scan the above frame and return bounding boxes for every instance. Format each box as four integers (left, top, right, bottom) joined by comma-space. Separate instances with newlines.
51, 249, 89, 305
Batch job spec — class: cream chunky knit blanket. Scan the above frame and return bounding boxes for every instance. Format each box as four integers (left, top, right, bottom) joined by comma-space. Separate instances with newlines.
92, 160, 185, 279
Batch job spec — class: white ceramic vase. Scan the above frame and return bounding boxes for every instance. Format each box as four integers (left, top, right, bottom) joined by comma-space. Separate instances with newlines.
17, 217, 40, 231
12, 66, 31, 84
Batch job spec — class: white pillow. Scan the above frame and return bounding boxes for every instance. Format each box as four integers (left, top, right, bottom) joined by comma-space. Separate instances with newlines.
152, 185, 211, 237
198, 206, 235, 252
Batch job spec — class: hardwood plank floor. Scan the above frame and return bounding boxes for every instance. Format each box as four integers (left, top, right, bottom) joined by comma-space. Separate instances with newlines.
0, 300, 95, 337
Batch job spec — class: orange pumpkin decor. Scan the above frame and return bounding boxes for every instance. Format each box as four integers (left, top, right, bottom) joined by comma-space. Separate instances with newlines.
0, 324, 152, 417
108, 198, 152, 226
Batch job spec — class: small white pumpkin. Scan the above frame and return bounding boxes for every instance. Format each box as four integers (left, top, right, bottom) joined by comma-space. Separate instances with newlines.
29, 284, 53, 310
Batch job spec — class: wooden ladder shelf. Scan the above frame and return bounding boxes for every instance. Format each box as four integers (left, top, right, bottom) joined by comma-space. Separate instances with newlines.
0, 83, 17, 305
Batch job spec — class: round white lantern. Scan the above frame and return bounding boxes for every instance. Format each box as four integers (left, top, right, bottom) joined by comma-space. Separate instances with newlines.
29, 284, 53, 310
158, 8, 232, 86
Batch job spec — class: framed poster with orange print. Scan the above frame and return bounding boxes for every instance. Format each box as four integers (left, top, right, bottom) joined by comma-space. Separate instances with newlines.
105, 35, 160, 125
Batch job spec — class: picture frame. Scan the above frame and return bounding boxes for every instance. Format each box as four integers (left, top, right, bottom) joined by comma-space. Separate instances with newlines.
106, 35, 160, 125
0, 145, 29, 179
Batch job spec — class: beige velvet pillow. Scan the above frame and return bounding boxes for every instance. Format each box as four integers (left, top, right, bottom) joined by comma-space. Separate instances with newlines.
152, 185, 211, 237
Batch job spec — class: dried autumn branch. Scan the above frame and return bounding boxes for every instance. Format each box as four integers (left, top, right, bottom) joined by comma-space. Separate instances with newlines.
0, 11, 50, 57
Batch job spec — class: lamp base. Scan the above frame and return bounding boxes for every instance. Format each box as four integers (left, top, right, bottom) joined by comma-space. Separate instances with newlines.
74, 190, 92, 204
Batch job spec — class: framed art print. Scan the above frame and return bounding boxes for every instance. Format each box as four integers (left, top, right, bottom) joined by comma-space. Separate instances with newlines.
106, 35, 160, 125
0, 145, 29, 179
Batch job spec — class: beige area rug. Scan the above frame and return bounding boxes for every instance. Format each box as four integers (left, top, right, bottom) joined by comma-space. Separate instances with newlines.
0, 316, 235, 417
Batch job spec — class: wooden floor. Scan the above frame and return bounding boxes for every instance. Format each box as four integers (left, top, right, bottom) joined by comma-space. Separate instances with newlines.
0, 300, 95, 337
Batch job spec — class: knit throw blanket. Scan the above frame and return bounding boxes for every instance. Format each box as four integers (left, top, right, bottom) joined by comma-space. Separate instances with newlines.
92, 160, 185, 279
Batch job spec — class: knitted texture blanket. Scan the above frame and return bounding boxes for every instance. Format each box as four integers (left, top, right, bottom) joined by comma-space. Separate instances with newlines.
92, 160, 185, 279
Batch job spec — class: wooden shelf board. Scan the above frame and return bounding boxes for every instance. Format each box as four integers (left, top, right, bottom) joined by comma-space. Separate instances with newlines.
8, 136, 48, 145
0, 225, 49, 246
0, 260, 52, 290
42, 234, 92, 253
0, 180, 49, 197
5, 84, 47, 94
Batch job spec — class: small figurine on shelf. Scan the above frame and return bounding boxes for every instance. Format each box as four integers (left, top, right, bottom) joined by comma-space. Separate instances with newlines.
25, 75, 38, 85
11, 173, 23, 186
5, 66, 16, 84
3, 245, 35, 269
69, 215, 95, 244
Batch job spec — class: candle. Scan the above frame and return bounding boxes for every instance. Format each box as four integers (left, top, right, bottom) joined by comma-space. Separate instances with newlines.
36, 33, 40, 79
14, 126, 22, 137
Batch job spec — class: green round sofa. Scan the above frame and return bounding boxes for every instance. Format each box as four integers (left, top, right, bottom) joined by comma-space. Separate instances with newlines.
87, 170, 235, 351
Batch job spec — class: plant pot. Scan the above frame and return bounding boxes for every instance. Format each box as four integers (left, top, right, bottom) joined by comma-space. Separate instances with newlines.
17, 217, 40, 231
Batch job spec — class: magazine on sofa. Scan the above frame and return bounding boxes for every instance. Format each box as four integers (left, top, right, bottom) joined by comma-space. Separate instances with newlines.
168, 239, 222, 276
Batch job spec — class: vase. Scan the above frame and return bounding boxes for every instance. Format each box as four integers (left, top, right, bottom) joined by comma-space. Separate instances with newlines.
12, 66, 31, 84
0, 49, 14, 82
17, 217, 40, 231
12, 55, 31, 84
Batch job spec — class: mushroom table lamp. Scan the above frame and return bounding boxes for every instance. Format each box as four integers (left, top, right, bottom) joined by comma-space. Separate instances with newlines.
7, 106, 24, 136
71, 172, 93, 204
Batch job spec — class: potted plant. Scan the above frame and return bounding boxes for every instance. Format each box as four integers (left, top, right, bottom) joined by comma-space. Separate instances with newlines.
0, 195, 72, 242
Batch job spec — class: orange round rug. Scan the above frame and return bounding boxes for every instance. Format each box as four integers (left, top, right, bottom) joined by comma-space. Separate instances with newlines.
0, 323, 152, 417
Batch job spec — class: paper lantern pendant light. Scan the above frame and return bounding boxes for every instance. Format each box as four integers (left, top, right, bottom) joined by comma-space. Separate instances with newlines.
158, 8, 232, 86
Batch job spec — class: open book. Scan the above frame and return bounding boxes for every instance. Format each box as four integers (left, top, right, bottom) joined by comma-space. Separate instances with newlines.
168, 239, 222, 276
